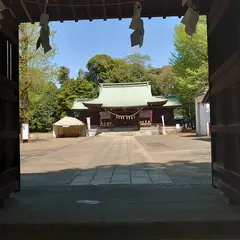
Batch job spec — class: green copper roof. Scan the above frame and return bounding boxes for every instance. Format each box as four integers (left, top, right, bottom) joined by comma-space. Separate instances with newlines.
72, 99, 92, 110
163, 96, 182, 107
72, 84, 181, 110
83, 82, 168, 109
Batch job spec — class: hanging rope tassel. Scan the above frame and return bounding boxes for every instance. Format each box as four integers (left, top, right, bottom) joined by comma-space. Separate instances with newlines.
181, 0, 199, 36
129, 2, 144, 48
36, 0, 52, 53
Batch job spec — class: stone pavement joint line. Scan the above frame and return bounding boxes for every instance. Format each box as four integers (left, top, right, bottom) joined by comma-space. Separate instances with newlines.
70, 136, 173, 185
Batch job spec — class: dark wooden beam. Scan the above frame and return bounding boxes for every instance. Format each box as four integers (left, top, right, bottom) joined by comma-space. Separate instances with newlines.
0, 83, 17, 102
0, 11, 18, 43
208, 0, 230, 36
147, 0, 152, 19
212, 124, 240, 134
102, 0, 107, 21
36, 0, 43, 13
85, 0, 92, 21
53, 0, 63, 22
7, 7, 17, 20
4, 0, 18, 20
163, 0, 168, 19
70, 0, 78, 22
20, 0, 33, 23
117, 0, 122, 20
0, 74, 17, 89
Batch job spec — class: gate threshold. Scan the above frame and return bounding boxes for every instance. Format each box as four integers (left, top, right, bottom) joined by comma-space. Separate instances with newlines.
1, 184, 240, 239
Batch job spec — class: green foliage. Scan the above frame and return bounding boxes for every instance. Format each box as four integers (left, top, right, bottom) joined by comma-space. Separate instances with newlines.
57, 66, 70, 85
102, 58, 144, 83
143, 66, 175, 96
78, 68, 86, 79
86, 54, 115, 83
29, 82, 58, 132
124, 53, 151, 67
85, 53, 174, 97
56, 77, 97, 118
19, 23, 57, 124
170, 17, 208, 127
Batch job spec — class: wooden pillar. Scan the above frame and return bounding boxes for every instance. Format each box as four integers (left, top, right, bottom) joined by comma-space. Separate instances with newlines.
0, 10, 20, 203
137, 113, 140, 130
207, 0, 240, 203
111, 114, 113, 131
12, 24, 20, 191
150, 110, 153, 124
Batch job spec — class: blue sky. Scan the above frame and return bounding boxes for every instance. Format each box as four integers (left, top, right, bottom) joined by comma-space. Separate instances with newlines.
52, 17, 180, 79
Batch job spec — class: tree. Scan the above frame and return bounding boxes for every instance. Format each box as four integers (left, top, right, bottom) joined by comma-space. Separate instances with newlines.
19, 23, 57, 124
170, 17, 208, 127
124, 53, 151, 67
103, 58, 142, 83
86, 54, 115, 83
29, 82, 58, 132
93, 54, 153, 84
143, 66, 175, 96
170, 17, 208, 76
56, 78, 97, 118
78, 68, 86, 79
85, 53, 174, 96
57, 66, 70, 85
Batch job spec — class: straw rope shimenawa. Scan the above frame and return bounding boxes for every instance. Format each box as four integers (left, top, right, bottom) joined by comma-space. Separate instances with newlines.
107, 107, 143, 120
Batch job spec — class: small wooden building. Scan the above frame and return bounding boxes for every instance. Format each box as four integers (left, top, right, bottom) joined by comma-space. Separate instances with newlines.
53, 117, 86, 138
72, 82, 181, 130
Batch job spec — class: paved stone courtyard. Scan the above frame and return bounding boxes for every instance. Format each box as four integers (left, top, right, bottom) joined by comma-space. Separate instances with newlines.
4, 135, 240, 239
21, 133, 211, 187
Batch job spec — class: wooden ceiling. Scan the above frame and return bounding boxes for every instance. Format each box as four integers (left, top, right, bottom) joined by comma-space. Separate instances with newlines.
2, 0, 212, 23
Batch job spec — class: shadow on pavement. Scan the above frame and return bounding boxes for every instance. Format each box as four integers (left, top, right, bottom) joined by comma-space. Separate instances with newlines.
2, 162, 240, 239
21, 161, 211, 187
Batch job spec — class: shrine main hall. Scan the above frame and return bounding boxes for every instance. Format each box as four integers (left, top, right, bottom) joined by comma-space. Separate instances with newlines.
72, 82, 182, 130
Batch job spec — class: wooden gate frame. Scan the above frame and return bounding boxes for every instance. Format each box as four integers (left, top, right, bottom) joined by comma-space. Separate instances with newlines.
0, 10, 20, 203
207, 0, 240, 203
1, 0, 240, 204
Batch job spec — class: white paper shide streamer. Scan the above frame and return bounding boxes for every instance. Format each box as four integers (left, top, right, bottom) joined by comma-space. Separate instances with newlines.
0, 0, 6, 29
36, 2, 52, 54
129, 2, 144, 48
181, 0, 199, 36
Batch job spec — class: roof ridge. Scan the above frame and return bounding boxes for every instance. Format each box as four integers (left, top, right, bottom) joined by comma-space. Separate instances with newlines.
101, 82, 149, 87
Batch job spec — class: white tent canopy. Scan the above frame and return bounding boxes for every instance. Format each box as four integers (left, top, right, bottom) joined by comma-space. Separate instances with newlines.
53, 116, 84, 127
53, 116, 85, 138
